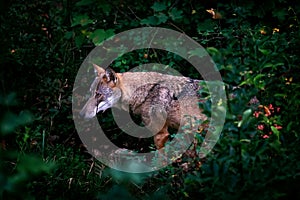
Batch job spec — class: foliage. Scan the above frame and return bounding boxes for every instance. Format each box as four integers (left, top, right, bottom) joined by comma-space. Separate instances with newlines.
0, 0, 299, 199
0, 94, 54, 199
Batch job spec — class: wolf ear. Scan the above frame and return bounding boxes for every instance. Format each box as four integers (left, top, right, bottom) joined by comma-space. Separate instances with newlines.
105, 67, 118, 84
92, 63, 105, 76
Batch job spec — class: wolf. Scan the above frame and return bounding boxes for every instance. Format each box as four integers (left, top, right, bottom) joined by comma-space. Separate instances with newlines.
80, 64, 208, 150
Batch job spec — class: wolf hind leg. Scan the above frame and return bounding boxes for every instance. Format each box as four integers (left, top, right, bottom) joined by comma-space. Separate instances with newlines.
153, 123, 169, 150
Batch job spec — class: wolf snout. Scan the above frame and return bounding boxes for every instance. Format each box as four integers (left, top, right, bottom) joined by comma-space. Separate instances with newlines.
79, 109, 88, 119
79, 108, 94, 119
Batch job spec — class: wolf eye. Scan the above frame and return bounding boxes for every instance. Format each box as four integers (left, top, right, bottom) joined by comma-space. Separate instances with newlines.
95, 91, 101, 98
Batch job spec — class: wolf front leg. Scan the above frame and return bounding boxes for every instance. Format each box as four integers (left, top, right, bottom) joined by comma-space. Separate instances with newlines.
153, 123, 170, 167
154, 123, 169, 149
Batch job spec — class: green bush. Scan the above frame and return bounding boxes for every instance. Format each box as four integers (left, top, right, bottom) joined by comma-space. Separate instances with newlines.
0, 0, 299, 199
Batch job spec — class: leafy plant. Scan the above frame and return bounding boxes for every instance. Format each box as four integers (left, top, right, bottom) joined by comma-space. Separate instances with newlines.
0, 0, 299, 199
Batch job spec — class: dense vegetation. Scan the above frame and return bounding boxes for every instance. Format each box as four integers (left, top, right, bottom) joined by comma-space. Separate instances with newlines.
1, 0, 299, 199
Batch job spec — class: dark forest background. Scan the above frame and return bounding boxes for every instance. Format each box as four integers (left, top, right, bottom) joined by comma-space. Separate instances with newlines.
0, 0, 300, 199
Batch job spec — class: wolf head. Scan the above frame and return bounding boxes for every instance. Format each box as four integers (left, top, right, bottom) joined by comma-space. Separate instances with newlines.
79, 64, 121, 119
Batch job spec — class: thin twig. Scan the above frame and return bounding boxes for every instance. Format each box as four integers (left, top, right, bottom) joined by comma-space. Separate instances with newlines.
168, 22, 185, 34
127, 6, 142, 21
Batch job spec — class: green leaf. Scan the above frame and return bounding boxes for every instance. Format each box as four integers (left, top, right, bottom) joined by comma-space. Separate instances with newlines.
206, 47, 219, 56
151, 2, 167, 12
253, 74, 266, 89
240, 139, 251, 143
89, 29, 115, 45
155, 13, 168, 24
271, 126, 280, 140
140, 16, 159, 25
169, 8, 183, 21
238, 109, 252, 128
261, 63, 273, 69
258, 48, 271, 55
71, 14, 93, 27
188, 48, 207, 58
106, 29, 115, 38
261, 62, 283, 70
274, 93, 286, 97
